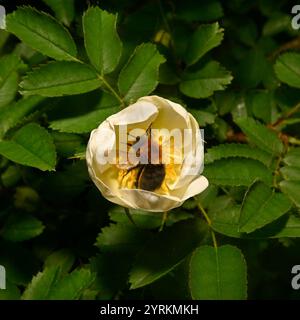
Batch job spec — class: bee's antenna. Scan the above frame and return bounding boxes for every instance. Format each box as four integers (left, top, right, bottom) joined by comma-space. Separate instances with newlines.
119, 142, 133, 146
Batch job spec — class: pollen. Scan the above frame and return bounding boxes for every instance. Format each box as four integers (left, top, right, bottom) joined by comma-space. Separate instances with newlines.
118, 168, 138, 189
158, 163, 181, 194
116, 129, 183, 193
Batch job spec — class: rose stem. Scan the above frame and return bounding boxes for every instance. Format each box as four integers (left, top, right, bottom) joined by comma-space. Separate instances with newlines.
159, 211, 169, 232
124, 207, 137, 227
197, 202, 218, 249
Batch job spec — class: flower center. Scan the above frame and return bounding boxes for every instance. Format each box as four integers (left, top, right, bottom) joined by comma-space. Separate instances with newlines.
116, 129, 182, 193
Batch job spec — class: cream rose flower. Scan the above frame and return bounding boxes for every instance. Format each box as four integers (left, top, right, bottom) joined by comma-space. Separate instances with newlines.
86, 95, 208, 212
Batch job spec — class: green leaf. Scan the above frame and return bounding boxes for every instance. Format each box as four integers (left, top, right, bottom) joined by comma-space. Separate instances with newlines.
0, 281, 21, 300
279, 180, 300, 207
118, 43, 165, 103
0, 242, 40, 286
90, 253, 132, 299
283, 148, 300, 168
0, 54, 23, 108
205, 143, 273, 166
159, 63, 180, 85
239, 181, 292, 233
0, 72, 18, 109
180, 61, 233, 98
274, 52, 300, 88
267, 215, 300, 238
235, 20, 257, 47
188, 109, 216, 126
6, 7, 77, 61
246, 90, 274, 123
129, 219, 207, 289
149, 258, 192, 300
214, 91, 241, 116
209, 204, 242, 238
0, 96, 45, 139
44, 249, 75, 277
39, 161, 88, 202
203, 158, 273, 186
263, 13, 291, 36
237, 48, 267, 88
280, 166, 300, 181
0, 30, 9, 50
109, 207, 162, 229
0, 54, 22, 88
22, 266, 93, 300
209, 205, 300, 239
1, 165, 21, 187
14, 186, 39, 212
1, 214, 45, 242
52, 132, 84, 157
22, 266, 60, 300
108, 206, 192, 229
235, 117, 283, 155
96, 223, 150, 253
83, 6, 122, 75
176, 0, 223, 22
20, 61, 102, 97
50, 107, 118, 133
189, 245, 247, 300
47, 268, 93, 300
185, 23, 223, 66
194, 185, 219, 209
207, 195, 234, 215
42, 0, 75, 26
0, 123, 56, 171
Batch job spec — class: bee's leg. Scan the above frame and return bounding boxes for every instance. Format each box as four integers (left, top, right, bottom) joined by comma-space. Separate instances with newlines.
119, 141, 134, 147
135, 165, 144, 189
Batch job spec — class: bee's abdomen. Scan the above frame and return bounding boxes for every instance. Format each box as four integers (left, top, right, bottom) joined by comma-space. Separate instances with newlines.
137, 164, 166, 191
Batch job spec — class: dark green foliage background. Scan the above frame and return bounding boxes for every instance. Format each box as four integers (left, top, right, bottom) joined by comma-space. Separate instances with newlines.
0, 0, 300, 300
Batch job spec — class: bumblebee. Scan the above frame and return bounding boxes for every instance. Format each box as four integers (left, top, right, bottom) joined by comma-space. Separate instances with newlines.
136, 163, 166, 191
124, 125, 166, 192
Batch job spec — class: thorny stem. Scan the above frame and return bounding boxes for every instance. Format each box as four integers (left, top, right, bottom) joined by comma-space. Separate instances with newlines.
197, 202, 218, 249
269, 35, 300, 60
285, 102, 300, 118
228, 101, 300, 147
271, 102, 300, 128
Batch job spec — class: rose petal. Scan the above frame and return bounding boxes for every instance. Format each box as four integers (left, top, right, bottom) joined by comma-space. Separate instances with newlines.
140, 96, 190, 130
107, 99, 158, 128
86, 95, 208, 212
87, 161, 135, 208
181, 175, 209, 201
119, 188, 184, 212
87, 121, 117, 174
166, 113, 204, 190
